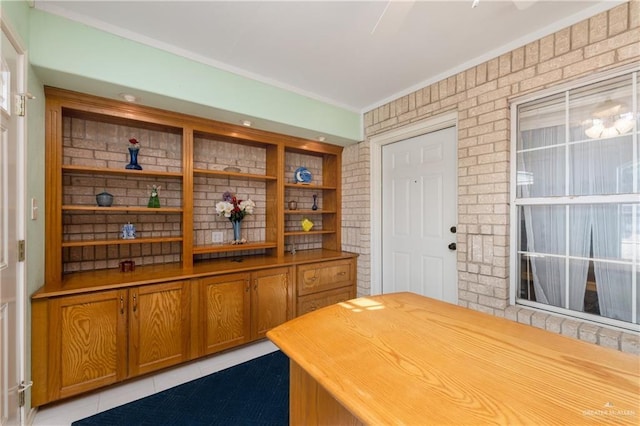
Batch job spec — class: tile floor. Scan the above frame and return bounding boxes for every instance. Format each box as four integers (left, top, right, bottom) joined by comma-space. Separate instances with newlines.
29, 340, 279, 426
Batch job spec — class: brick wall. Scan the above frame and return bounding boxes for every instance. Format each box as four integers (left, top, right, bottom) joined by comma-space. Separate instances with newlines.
193, 137, 267, 247
62, 116, 183, 271
345, 1, 640, 353
284, 152, 324, 251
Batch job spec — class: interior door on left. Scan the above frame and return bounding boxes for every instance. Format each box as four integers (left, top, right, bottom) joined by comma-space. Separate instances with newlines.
0, 25, 24, 425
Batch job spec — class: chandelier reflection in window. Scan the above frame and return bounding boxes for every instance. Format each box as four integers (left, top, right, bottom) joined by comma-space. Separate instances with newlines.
584, 99, 635, 139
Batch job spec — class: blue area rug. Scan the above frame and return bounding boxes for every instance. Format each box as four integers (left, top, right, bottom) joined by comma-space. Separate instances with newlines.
72, 351, 289, 426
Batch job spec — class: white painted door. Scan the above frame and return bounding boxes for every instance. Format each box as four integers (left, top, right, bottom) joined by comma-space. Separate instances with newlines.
0, 26, 24, 426
382, 126, 457, 303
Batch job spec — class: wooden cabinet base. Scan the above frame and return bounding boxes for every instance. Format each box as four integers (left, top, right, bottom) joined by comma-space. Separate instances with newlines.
32, 254, 357, 407
290, 360, 363, 426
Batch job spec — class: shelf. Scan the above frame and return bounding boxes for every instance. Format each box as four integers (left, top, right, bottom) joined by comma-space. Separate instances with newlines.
62, 165, 182, 178
62, 237, 183, 248
284, 230, 334, 236
62, 205, 183, 213
285, 209, 336, 214
284, 183, 337, 190
35, 250, 355, 298
193, 241, 278, 255
193, 168, 276, 181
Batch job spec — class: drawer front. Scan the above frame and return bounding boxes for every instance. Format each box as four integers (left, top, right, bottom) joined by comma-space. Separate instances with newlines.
297, 259, 355, 296
297, 287, 354, 316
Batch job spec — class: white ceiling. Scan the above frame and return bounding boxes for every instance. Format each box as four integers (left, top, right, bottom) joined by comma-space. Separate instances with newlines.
35, 0, 620, 113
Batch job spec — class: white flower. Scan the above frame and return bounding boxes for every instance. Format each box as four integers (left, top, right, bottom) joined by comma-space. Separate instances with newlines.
215, 201, 233, 218
215, 193, 256, 222
239, 199, 256, 215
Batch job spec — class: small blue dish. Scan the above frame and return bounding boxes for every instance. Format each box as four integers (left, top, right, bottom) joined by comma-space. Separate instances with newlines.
294, 167, 312, 184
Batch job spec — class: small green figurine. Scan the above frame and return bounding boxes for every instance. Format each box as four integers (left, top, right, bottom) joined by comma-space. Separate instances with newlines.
147, 185, 161, 208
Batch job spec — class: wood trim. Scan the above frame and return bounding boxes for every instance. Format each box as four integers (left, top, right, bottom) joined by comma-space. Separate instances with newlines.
62, 237, 183, 247
193, 168, 276, 181
182, 126, 194, 269
30, 300, 49, 406
61, 206, 183, 213
45, 100, 63, 289
62, 165, 182, 178
192, 241, 278, 254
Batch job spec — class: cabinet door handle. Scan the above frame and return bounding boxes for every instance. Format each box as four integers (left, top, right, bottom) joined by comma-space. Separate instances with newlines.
253, 280, 258, 291
337, 271, 346, 276
120, 296, 124, 314
132, 293, 137, 312
245, 280, 250, 292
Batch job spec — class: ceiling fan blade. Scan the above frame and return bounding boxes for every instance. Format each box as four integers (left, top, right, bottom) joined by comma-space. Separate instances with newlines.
371, 0, 416, 35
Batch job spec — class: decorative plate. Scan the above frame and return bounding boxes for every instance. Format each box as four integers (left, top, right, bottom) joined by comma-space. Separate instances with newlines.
294, 167, 312, 184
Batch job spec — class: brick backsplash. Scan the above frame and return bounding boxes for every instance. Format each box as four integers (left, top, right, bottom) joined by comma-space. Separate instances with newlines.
62, 117, 184, 271
193, 174, 266, 246
345, 1, 640, 353
64, 116, 182, 172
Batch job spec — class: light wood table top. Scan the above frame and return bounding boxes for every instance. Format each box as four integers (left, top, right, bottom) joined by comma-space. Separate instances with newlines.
267, 292, 640, 425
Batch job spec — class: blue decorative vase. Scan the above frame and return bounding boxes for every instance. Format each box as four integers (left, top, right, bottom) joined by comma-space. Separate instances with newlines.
232, 220, 242, 241
126, 147, 142, 170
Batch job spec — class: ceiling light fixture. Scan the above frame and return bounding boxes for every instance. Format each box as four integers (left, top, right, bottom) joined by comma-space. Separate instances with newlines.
471, 0, 480, 8
241, 120, 252, 127
584, 100, 635, 139
119, 93, 138, 103
317, 136, 326, 142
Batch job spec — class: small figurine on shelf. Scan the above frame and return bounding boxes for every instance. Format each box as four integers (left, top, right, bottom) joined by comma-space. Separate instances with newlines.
301, 217, 314, 232
311, 194, 318, 211
119, 260, 135, 272
122, 222, 136, 239
147, 185, 161, 208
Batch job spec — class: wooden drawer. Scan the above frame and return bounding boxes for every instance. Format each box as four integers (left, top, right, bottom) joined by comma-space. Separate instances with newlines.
297, 287, 354, 316
297, 259, 355, 296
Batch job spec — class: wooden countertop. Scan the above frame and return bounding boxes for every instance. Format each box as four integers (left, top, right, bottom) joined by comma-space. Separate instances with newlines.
267, 292, 640, 425
33, 249, 357, 298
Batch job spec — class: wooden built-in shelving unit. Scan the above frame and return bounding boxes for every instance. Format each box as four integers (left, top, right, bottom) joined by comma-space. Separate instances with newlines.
32, 87, 357, 407
42, 87, 348, 292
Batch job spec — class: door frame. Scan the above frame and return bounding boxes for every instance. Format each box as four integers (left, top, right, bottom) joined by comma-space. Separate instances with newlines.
369, 111, 457, 295
1, 16, 27, 425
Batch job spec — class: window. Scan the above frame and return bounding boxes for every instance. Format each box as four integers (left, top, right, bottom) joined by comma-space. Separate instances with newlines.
511, 69, 639, 331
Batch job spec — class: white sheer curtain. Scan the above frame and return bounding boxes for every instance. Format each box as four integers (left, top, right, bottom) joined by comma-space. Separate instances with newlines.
572, 136, 635, 321
520, 127, 635, 320
519, 127, 589, 310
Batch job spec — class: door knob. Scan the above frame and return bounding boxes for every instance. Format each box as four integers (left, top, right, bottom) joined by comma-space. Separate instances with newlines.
450, 226, 456, 233
448, 242, 457, 250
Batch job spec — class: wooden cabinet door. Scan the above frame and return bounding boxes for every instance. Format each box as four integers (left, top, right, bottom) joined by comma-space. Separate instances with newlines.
251, 267, 292, 339
199, 273, 251, 354
128, 281, 191, 377
48, 289, 127, 400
